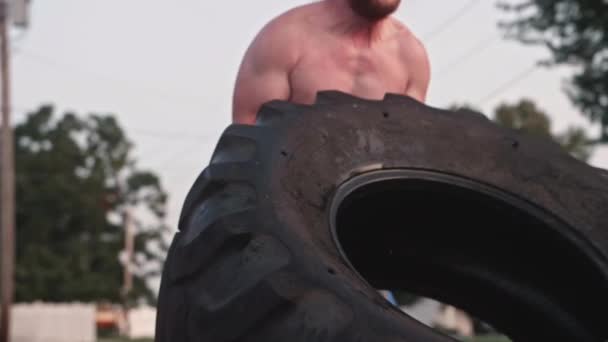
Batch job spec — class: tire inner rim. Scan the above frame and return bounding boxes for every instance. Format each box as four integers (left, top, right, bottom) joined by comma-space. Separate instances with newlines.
329, 169, 607, 341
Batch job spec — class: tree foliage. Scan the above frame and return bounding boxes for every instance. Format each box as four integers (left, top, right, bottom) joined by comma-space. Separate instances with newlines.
494, 99, 593, 161
13, 105, 169, 305
451, 99, 593, 161
498, 0, 608, 141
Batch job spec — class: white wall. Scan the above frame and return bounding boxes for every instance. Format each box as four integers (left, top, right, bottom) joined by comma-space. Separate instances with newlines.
10, 303, 96, 342
128, 306, 157, 339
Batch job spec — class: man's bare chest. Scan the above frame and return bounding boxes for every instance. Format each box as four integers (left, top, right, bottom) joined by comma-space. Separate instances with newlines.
288, 41, 409, 103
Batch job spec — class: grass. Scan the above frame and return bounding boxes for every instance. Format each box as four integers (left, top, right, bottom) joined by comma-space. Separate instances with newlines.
98, 339, 153, 342
99, 336, 509, 342
466, 336, 511, 342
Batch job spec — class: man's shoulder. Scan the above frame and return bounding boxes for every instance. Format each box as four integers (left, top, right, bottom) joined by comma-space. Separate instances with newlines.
245, 4, 316, 69
390, 20, 420, 46
392, 20, 430, 91
258, 3, 318, 41
391, 20, 428, 61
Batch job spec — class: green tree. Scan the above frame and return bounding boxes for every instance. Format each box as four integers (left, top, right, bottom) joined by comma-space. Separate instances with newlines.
493, 99, 593, 161
494, 100, 551, 138
14, 105, 169, 305
451, 100, 593, 161
498, 0, 608, 141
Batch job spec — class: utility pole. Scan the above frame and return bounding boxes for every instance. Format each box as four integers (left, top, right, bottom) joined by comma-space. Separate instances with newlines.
122, 206, 134, 297
0, 0, 14, 341
121, 206, 134, 337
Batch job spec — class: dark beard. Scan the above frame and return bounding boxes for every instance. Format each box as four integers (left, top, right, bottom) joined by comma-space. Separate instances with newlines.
348, 0, 401, 21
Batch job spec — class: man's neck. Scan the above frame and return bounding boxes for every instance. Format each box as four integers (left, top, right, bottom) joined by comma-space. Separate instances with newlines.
325, 0, 395, 46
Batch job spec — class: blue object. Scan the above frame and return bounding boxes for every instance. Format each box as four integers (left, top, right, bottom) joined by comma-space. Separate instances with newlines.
379, 290, 398, 306
386, 291, 398, 305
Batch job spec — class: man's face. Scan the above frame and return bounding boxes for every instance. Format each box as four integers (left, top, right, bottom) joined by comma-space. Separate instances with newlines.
348, 0, 401, 21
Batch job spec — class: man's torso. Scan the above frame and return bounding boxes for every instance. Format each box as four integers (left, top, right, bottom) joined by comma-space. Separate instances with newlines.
281, 3, 414, 104
231, 1, 430, 123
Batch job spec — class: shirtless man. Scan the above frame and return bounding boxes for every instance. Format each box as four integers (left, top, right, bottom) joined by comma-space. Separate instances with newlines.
232, 0, 431, 124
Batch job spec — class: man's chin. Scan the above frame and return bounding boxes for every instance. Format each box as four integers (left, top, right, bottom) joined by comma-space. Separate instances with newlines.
349, 0, 401, 21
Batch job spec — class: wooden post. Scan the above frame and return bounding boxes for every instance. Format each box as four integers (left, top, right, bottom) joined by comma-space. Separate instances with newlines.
0, 0, 15, 340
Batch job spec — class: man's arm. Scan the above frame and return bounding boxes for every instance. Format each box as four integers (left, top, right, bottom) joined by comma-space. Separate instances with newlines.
405, 38, 431, 103
232, 20, 297, 125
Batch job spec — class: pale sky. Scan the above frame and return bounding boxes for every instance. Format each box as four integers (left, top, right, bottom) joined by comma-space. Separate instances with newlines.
11, 0, 608, 227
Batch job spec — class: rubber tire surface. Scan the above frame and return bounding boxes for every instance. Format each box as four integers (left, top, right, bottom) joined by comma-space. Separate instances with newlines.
155, 92, 608, 342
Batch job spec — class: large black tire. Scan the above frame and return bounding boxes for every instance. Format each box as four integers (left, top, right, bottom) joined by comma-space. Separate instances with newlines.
155, 91, 608, 342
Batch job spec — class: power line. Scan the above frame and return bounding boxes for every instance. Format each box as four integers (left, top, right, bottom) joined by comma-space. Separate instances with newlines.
17, 49, 203, 105
14, 50, 222, 148
12, 104, 213, 141
15, 51, 221, 170
130, 129, 213, 141
12, 51, 223, 168
423, 0, 482, 43
477, 65, 538, 106
150, 137, 216, 170
434, 34, 500, 79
